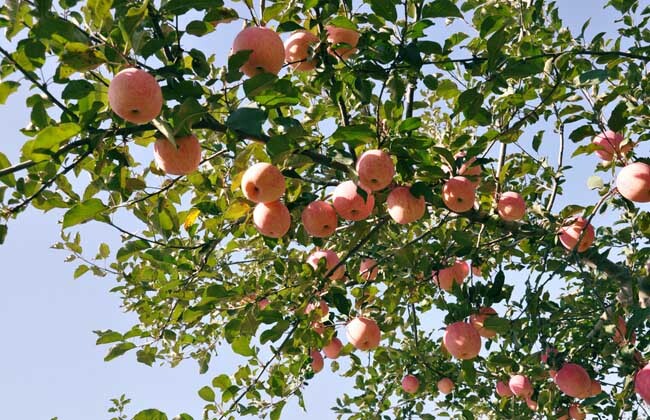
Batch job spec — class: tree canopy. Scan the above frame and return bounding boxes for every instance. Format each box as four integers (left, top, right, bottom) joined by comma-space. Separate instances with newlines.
1, 0, 649, 418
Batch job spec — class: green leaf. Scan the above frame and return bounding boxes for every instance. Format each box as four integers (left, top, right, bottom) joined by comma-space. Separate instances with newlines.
608, 101, 628, 132
198, 386, 216, 402
0, 224, 7, 245
422, 0, 463, 18
223, 200, 249, 220
587, 175, 604, 190
104, 342, 136, 361
369, 0, 397, 22
330, 125, 375, 145
232, 336, 255, 357
226, 108, 266, 138
578, 69, 608, 84
95, 330, 123, 345
73, 264, 89, 279
398, 118, 421, 132
133, 409, 168, 420
62, 198, 107, 228
61, 79, 95, 100
0, 81, 20, 105
270, 400, 286, 420
23, 123, 81, 160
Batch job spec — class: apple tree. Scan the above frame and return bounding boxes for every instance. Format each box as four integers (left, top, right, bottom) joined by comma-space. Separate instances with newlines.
0, 0, 649, 418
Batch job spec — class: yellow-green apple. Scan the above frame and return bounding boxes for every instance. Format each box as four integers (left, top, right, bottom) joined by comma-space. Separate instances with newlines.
386, 186, 426, 224
301, 200, 338, 237
496, 381, 514, 397
559, 217, 595, 253
497, 191, 526, 221
470, 307, 498, 338
108, 68, 162, 124
592, 130, 632, 161
323, 337, 343, 359
153, 135, 202, 175
616, 162, 650, 203
437, 378, 454, 394
284, 30, 319, 71
252, 200, 291, 238
356, 149, 395, 191
241, 162, 286, 203
310, 349, 324, 373
360, 258, 378, 281
325, 25, 359, 59
401, 375, 419, 394
332, 181, 375, 221
443, 176, 476, 213
443, 321, 481, 360
307, 250, 345, 280
509, 375, 533, 398
346, 316, 381, 351
232, 26, 285, 77
554, 363, 591, 398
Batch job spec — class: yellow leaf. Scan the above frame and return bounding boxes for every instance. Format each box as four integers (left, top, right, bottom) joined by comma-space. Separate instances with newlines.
184, 208, 201, 230
224, 200, 250, 220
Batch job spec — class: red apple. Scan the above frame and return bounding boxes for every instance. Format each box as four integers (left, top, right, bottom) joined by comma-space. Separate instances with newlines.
153, 134, 202, 175
307, 250, 345, 281
636, 364, 650, 404
470, 307, 498, 338
346, 317, 381, 351
442, 176, 476, 213
559, 217, 595, 253
252, 201, 291, 238
616, 162, 650, 203
401, 374, 419, 394
232, 26, 285, 77
569, 404, 586, 420
554, 363, 591, 398
310, 349, 324, 373
589, 379, 602, 397
323, 337, 343, 359
325, 25, 359, 59
497, 191, 526, 221
592, 130, 632, 161
108, 68, 163, 124
284, 30, 319, 72
496, 380, 514, 397
301, 200, 338, 238
304, 299, 329, 318
356, 149, 395, 191
360, 258, 378, 281
331, 181, 375, 221
437, 377, 454, 395
386, 186, 426, 224
443, 321, 481, 360
241, 162, 286, 203
509, 375, 533, 398
526, 397, 538, 411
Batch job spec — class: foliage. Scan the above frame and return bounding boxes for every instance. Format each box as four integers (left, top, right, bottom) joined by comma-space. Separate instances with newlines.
0, 0, 649, 418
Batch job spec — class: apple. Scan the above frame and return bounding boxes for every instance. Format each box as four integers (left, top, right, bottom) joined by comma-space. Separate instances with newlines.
509, 375, 533, 398
346, 316, 381, 351
284, 30, 319, 72
386, 186, 426, 224
442, 176, 476, 213
153, 134, 202, 175
323, 337, 343, 359
497, 191, 526, 221
301, 200, 338, 238
453, 151, 482, 187
496, 380, 514, 397
231, 26, 285, 77
307, 250, 345, 280
108, 68, 163, 124
252, 201, 291, 238
559, 217, 595, 253
554, 363, 591, 398
305, 299, 329, 318
569, 404, 586, 420
470, 307, 498, 338
356, 149, 395, 191
360, 258, 378, 281
310, 349, 324, 373
433, 260, 469, 292
257, 298, 269, 310
325, 25, 359, 59
616, 162, 650, 203
592, 130, 632, 161
401, 374, 419, 394
437, 377, 454, 395
311, 321, 325, 335
331, 181, 375, 221
526, 397, 538, 411
635, 364, 650, 404
241, 162, 286, 203
589, 379, 602, 397
443, 321, 481, 360
613, 316, 636, 345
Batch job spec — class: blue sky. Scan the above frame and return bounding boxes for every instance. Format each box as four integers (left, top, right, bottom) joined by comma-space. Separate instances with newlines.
0, 2, 626, 419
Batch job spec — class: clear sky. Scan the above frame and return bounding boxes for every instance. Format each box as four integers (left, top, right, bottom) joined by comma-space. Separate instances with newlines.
0, 2, 625, 419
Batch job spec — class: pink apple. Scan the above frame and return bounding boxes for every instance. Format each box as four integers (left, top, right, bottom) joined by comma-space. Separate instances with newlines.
386, 186, 426, 224
284, 30, 319, 71
346, 317, 381, 351
592, 130, 632, 161
108, 68, 163, 124
153, 134, 202, 175
325, 25, 359, 59
241, 162, 286, 203
569, 404, 586, 420
307, 250, 345, 280
253, 200, 291, 238
356, 149, 395, 191
496, 380, 514, 397
323, 337, 343, 359
443, 321, 481, 360
433, 260, 469, 292
301, 200, 338, 238
497, 191, 526, 221
360, 258, 378, 281
509, 375, 533, 398
470, 307, 498, 338
232, 26, 285, 77
559, 217, 595, 253
635, 364, 650, 404
310, 349, 324, 373
554, 363, 591, 398
331, 181, 375, 221
616, 162, 650, 203
442, 176, 476, 213
401, 374, 419, 394
437, 377, 454, 395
